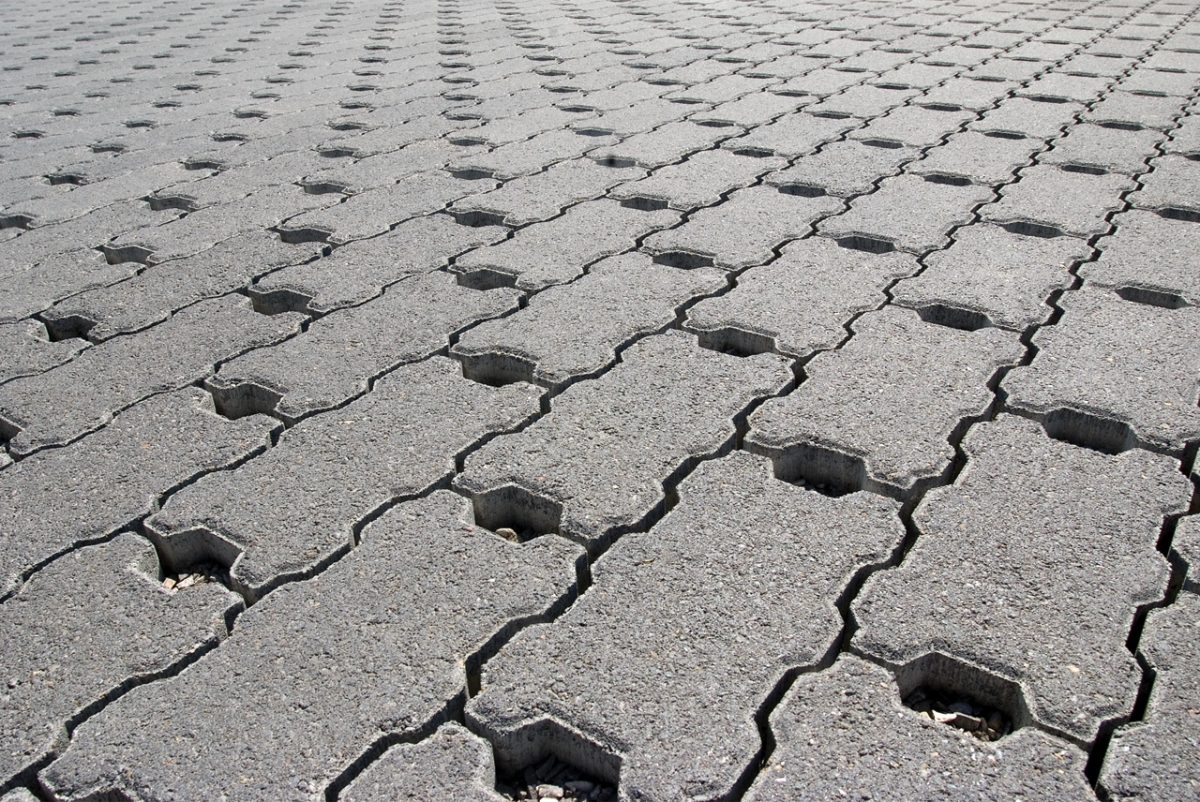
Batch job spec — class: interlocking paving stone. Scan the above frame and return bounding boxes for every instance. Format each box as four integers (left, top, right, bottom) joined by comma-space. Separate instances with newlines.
1165, 112, 1200, 156
607, 148, 784, 211
341, 724, 504, 802
469, 449, 902, 798
41, 232, 323, 342
211, 272, 521, 423
690, 90, 808, 127
745, 656, 1096, 802
1178, 516, 1200, 595
721, 111, 858, 158
847, 104, 976, 149
763, 140, 919, 198
449, 128, 617, 180
449, 157, 644, 226
969, 97, 1086, 139
0, 388, 278, 597
0, 533, 240, 786
42, 491, 582, 802
1101, 593, 1200, 802
298, 139, 484, 195
0, 296, 303, 457
908, 131, 1041, 186
1081, 209, 1200, 306
278, 172, 490, 245
891, 223, 1092, 330
1127, 154, 1200, 215
807, 83, 921, 119
643, 186, 842, 269
979, 165, 1134, 238
1039, 123, 1165, 176
146, 357, 541, 601
683, 237, 918, 359
453, 253, 724, 390
453, 199, 679, 292
746, 307, 1021, 496
1083, 90, 1186, 131
252, 214, 508, 314
0, 248, 143, 324
853, 413, 1191, 744
1002, 287, 1200, 455
819, 174, 993, 254
455, 331, 792, 552
591, 120, 739, 169
0, 322, 89, 385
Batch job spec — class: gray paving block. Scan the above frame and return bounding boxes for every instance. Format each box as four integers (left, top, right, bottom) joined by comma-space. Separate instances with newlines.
455, 331, 792, 552
211, 272, 520, 423
720, 111, 857, 159
449, 129, 616, 181
980, 165, 1134, 238
1, 790, 37, 802
0, 321, 89, 385
299, 139, 485, 195
970, 97, 1086, 139
1175, 515, 1200, 594
1039, 123, 1165, 176
683, 237, 918, 360
1101, 593, 1200, 802
806, 83, 922, 120
920, 76, 1019, 111
1127, 154, 1200, 215
568, 97, 694, 137
278, 172, 490, 245
591, 120, 738, 170
452, 105, 592, 147
1083, 90, 1186, 131
0, 295, 303, 457
853, 413, 1190, 744
819, 174, 993, 254
0, 388, 278, 598
1, 163, 199, 228
643, 186, 842, 269
453, 199, 679, 292
42, 232, 323, 342
467, 451, 903, 800
252, 214, 507, 314
1019, 72, 1113, 104
909, 131, 1041, 186
773, 66, 871, 97
0, 249, 142, 324
690, 90, 809, 128
608, 148, 784, 211
453, 253, 725, 389
892, 224, 1092, 330
1119, 68, 1198, 99
1081, 210, 1200, 306
449, 157, 644, 227
316, 115, 470, 158
847, 104, 976, 149
1002, 287, 1200, 455
0, 532, 239, 786
745, 656, 1096, 802
342, 724, 503, 802
42, 491, 582, 802
146, 357, 542, 601
763, 140, 919, 198
1164, 112, 1200, 156
747, 307, 1021, 496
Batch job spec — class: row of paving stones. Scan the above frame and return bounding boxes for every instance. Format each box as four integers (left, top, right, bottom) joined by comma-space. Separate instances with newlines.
3, 0, 1200, 799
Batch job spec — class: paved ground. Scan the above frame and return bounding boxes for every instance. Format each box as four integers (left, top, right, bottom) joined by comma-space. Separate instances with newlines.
1, 0, 1199, 799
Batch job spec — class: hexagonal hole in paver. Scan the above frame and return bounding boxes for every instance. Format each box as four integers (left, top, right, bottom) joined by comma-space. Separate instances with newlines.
1114, 286, 1190, 310
769, 441, 866, 498
486, 717, 621, 801
471, 484, 562, 542
915, 304, 993, 332
696, 326, 776, 358
495, 751, 618, 802
1039, 407, 1139, 455
457, 351, 537, 387
896, 652, 1033, 742
206, 380, 284, 420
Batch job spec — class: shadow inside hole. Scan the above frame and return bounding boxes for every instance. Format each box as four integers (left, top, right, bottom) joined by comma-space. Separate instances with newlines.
915, 304, 992, 332
1157, 207, 1200, 224
1041, 408, 1138, 455
471, 484, 562, 542
247, 286, 314, 315
457, 351, 536, 387
1002, 221, 1063, 239
923, 173, 972, 186
777, 183, 826, 198
1116, 286, 1189, 310
450, 208, 507, 227
483, 717, 621, 798
455, 267, 518, 291
896, 652, 1032, 742
148, 525, 244, 581
836, 235, 895, 254
650, 250, 715, 269
41, 313, 98, 342
618, 196, 670, 211
206, 381, 283, 420
696, 327, 775, 357
766, 442, 865, 498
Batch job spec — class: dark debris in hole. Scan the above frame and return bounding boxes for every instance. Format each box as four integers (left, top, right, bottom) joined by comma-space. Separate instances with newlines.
161, 561, 229, 591
904, 686, 1012, 742
496, 754, 617, 801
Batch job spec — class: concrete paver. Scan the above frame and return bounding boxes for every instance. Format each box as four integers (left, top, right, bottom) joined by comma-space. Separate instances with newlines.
42, 491, 582, 802
747, 307, 1021, 497
980, 164, 1135, 238
853, 414, 1191, 744
468, 451, 903, 800
342, 724, 504, 802
1101, 593, 1200, 801
1081, 209, 1200, 306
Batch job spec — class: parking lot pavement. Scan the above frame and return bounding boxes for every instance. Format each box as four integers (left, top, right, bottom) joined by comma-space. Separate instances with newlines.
3, 0, 1200, 799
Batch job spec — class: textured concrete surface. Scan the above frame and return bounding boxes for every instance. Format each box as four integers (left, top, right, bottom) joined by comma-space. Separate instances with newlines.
3, 0, 1200, 799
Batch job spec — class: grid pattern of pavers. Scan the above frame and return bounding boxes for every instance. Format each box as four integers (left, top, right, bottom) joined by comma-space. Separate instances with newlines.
2, 0, 1199, 799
